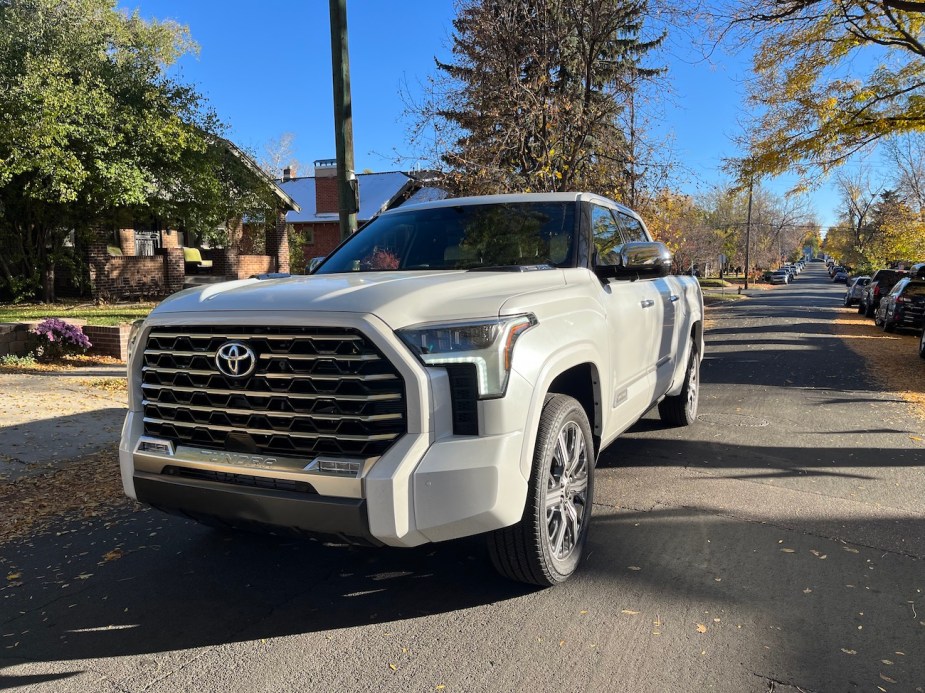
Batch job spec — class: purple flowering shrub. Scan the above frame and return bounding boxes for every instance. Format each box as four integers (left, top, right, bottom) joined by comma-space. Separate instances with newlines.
31, 318, 92, 360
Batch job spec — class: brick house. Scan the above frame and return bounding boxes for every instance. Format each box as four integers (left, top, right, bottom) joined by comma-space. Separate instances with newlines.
86, 140, 300, 301
278, 160, 447, 264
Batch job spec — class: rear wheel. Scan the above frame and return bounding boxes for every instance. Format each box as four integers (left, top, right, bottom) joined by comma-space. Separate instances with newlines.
864, 300, 874, 317
488, 394, 594, 587
919, 330, 925, 359
658, 343, 700, 427
883, 315, 896, 333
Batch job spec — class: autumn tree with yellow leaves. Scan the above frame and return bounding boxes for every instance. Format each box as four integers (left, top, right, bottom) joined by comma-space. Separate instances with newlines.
719, 0, 925, 186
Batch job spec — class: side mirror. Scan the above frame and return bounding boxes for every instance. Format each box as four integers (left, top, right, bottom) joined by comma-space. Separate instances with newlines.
594, 241, 672, 280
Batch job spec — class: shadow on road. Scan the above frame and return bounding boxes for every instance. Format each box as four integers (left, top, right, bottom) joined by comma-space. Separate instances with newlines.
1, 503, 921, 693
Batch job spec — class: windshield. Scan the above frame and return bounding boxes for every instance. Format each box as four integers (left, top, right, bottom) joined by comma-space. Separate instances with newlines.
315, 201, 577, 273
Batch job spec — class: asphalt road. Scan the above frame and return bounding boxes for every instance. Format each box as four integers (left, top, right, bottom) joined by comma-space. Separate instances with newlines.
2, 263, 923, 693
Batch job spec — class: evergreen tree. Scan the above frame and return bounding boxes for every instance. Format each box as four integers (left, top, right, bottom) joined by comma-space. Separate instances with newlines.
433, 0, 662, 198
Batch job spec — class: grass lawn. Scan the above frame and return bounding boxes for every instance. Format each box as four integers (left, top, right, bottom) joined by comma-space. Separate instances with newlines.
0, 301, 156, 326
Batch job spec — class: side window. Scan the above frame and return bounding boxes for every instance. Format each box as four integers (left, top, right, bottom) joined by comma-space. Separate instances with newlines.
616, 212, 649, 243
591, 205, 623, 265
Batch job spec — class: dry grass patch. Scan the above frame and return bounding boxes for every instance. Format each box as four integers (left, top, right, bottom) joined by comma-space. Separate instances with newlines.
832, 307, 925, 421
78, 377, 127, 393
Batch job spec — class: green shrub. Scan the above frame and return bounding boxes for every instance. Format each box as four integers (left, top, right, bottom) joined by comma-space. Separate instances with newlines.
0, 352, 37, 367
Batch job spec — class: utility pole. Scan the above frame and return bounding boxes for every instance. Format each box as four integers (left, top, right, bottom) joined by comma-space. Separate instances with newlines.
329, 0, 358, 240
744, 176, 754, 290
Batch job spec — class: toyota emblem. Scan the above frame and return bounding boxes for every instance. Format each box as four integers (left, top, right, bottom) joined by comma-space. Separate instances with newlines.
215, 341, 256, 378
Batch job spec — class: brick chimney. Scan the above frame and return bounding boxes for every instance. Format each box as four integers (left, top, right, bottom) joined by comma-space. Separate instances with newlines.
314, 159, 337, 214
282, 166, 293, 181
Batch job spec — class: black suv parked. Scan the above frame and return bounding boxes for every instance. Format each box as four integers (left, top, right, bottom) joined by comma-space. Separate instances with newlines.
859, 269, 910, 317
874, 278, 925, 332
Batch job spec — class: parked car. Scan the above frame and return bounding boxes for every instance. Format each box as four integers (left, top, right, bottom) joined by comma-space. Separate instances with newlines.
874, 278, 925, 332
844, 276, 870, 306
833, 268, 849, 283
859, 269, 910, 317
769, 270, 790, 285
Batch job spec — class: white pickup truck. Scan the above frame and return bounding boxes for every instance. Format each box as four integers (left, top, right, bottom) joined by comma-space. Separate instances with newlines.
120, 192, 703, 586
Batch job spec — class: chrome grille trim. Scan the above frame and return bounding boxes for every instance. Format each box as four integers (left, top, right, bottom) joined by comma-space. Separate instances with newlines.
142, 366, 398, 382
143, 417, 400, 442
140, 383, 401, 403
143, 400, 404, 423
141, 325, 407, 458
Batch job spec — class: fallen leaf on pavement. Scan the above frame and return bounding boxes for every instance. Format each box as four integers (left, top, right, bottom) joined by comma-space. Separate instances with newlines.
696, 624, 708, 634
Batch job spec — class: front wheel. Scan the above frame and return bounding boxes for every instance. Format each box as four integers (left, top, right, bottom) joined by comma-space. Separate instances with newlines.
488, 394, 594, 587
658, 343, 700, 427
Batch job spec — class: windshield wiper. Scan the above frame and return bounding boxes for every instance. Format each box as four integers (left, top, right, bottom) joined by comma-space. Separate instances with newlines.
468, 264, 555, 273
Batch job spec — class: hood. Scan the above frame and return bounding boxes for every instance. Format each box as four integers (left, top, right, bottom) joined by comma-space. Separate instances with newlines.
153, 270, 568, 329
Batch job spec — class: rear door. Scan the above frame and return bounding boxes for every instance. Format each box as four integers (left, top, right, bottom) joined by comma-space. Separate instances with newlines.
590, 203, 662, 435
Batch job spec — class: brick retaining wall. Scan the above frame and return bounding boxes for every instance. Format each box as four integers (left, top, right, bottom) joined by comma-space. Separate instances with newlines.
0, 321, 132, 361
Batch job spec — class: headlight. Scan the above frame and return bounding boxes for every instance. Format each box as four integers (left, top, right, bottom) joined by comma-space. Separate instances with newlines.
397, 314, 537, 398
127, 319, 146, 363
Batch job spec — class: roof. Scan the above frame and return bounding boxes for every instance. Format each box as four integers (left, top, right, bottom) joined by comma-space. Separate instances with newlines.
379, 192, 640, 219
279, 172, 415, 224
218, 137, 301, 212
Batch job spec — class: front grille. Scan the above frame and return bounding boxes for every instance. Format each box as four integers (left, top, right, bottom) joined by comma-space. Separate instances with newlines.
141, 326, 407, 458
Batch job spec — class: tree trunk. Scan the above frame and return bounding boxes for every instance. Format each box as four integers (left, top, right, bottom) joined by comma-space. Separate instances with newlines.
43, 264, 55, 303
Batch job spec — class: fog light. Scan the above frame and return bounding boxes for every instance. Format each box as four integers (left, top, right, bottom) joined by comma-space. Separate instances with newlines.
315, 458, 362, 475
137, 437, 175, 456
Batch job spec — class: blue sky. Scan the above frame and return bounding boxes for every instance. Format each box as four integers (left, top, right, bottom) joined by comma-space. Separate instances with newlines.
124, 0, 848, 228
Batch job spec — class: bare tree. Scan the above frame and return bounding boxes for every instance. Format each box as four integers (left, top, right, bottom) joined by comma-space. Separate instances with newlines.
259, 132, 300, 179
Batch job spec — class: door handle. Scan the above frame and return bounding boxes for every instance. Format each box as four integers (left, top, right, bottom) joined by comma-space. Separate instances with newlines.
640, 299, 655, 308
669, 294, 680, 303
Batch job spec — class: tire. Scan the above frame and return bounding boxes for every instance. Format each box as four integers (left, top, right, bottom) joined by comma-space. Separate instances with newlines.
658, 342, 700, 427
843, 295, 851, 307
864, 301, 874, 318
857, 301, 866, 315
883, 316, 895, 333
874, 312, 883, 327
488, 394, 594, 587
919, 330, 925, 359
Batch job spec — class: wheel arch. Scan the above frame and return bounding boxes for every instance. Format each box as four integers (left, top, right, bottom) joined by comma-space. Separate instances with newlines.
546, 363, 602, 456
516, 349, 604, 480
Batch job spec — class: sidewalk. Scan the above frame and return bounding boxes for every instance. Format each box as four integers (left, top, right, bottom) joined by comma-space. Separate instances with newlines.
0, 365, 127, 481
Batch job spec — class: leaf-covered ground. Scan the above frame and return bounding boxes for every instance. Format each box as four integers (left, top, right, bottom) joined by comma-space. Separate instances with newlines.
833, 308, 925, 421
0, 448, 132, 545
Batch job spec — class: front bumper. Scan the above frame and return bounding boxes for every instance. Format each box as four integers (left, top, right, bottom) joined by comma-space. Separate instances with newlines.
133, 471, 378, 544
119, 309, 536, 548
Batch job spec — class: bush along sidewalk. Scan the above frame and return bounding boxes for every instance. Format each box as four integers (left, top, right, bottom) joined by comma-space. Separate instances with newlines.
31, 318, 92, 361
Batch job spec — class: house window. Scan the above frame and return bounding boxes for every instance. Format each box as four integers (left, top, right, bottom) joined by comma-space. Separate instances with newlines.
304, 227, 315, 245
